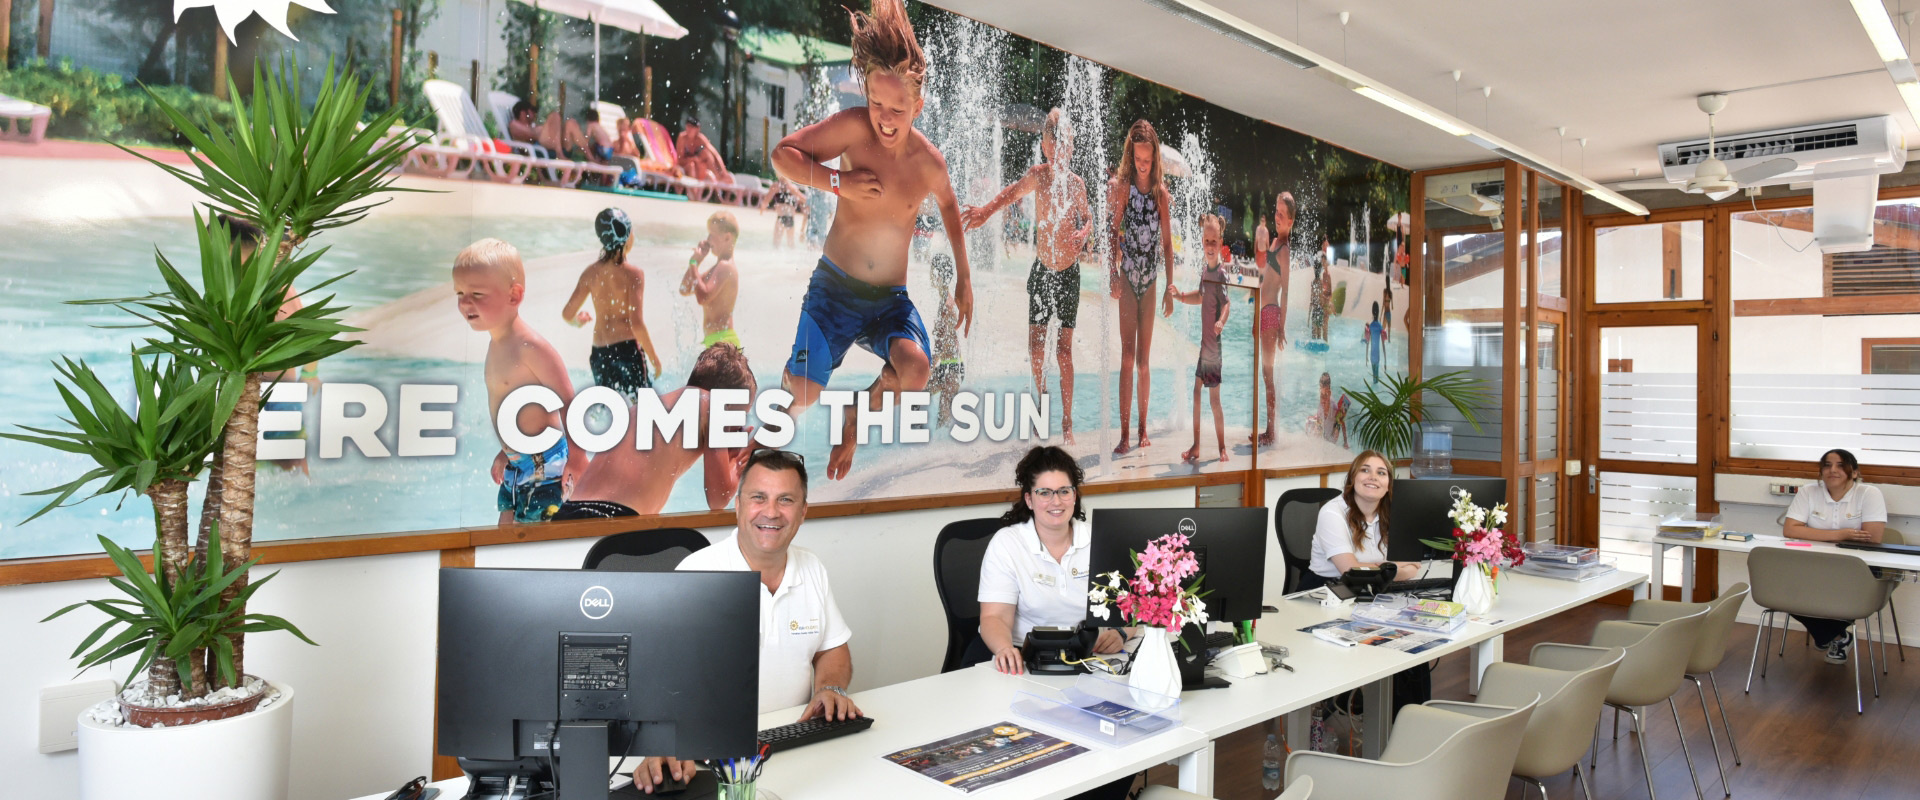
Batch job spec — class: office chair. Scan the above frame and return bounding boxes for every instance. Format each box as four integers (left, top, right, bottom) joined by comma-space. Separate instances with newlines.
932, 517, 1005, 673
1579, 606, 1709, 800
1627, 583, 1750, 796
1274, 488, 1340, 594
581, 527, 710, 571
1744, 547, 1894, 714
1287, 696, 1539, 800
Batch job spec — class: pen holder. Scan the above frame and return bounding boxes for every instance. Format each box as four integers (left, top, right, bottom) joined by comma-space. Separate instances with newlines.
717, 779, 757, 800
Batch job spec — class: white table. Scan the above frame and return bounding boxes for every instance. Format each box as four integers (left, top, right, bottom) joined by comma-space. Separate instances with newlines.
1649, 533, 1920, 602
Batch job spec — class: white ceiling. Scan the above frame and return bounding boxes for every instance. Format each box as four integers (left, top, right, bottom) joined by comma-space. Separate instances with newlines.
928, 0, 1908, 184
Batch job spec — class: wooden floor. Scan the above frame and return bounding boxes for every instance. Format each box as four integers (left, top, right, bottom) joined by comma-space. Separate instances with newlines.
1146, 601, 1918, 800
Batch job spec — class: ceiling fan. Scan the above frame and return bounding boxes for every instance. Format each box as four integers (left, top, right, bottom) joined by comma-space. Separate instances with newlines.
1612, 94, 1799, 201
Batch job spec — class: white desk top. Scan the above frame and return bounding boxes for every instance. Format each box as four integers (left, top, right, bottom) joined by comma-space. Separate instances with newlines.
1653, 533, 1920, 572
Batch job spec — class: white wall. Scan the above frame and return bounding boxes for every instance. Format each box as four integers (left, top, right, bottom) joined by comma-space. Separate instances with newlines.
3, 481, 1274, 800
1713, 473, 1920, 643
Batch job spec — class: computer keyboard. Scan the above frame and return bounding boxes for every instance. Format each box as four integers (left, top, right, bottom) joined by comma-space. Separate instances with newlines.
1383, 577, 1454, 595
1202, 631, 1238, 650
1838, 541, 1920, 556
757, 715, 875, 753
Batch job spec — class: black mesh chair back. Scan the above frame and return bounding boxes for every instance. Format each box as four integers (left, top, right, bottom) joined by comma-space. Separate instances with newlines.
581, 527, 712, 571
1275, 488, 1341, 594
933, 517, 1006, 673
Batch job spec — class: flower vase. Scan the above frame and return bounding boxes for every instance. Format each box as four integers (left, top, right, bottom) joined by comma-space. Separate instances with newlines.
1456, 563, 1496, 614
1128, 627, 1182, 710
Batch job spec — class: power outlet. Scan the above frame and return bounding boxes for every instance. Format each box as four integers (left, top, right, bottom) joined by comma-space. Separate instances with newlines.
40, 680, 116, 753
1769, 482, 1800, 496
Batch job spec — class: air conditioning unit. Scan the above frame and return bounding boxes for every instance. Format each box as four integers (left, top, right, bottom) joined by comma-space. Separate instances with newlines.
1426, 175, 1505, 217
1658, 115, 1907, 187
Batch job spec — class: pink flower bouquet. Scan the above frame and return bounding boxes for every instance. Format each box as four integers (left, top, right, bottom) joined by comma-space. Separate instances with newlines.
1087, 533, 1210, 632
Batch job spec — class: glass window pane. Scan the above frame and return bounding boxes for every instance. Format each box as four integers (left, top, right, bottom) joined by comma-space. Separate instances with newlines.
1594, 220, 1704, 303
1423, 169, 1505, 464
1600, 326, 1697, 463
1533, 473, 1558, 543
1730, 200, 1920, 466
1536, 323, 1559, 460
1422, 323, 1502, 462
1599, 472, 1693, 587
1538, 182, 1564, 299
1519, 322, 1530, 461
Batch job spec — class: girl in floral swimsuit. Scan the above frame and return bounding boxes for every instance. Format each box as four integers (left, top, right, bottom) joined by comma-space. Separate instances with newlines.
1107, 119, 1176, 457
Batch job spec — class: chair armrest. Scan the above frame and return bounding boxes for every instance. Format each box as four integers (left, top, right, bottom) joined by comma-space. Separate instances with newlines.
1627, 599, 1708, 623
1529, 642, 1619, 672
1589, 619, 1659, 648
1288, 750, 1406, 800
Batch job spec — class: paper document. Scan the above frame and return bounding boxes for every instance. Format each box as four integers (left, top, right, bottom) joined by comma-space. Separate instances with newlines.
882, 722, 1088, 793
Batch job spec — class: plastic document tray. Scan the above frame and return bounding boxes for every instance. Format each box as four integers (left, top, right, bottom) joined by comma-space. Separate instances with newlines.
1657, 512, 1724, 540
1521, 541, 1600, 566
1010, 674, 1181, 747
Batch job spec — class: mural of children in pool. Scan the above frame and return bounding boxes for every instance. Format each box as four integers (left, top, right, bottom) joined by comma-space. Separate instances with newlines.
1364, 301, 1385, 382
1252, 191, 1293, 446
1169, 214, 1230, 465
960, 107, 1094, 444
563, 208, 662, 398
927, 253, 966, 427
768, 0, 973, 481
1107, 119, 1177, 457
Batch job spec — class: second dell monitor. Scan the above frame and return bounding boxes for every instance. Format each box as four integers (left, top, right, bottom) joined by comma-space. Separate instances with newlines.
1086, 507, 1267, 626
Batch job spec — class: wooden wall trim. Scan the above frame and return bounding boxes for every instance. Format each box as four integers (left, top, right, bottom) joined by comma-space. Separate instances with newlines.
1733, 295, 1920, 317
1723, 459, 1920, 486
1863, 337, 1920, 373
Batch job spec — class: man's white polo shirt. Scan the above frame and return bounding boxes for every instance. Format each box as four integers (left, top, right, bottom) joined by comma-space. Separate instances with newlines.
1786, 481, 1888, 531
976, 518, 1093, 646
678, 529, 851, 714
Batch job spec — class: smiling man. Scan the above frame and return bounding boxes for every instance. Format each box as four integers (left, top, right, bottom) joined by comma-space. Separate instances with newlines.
768, 0, 974, 482
633, 449, 861, 793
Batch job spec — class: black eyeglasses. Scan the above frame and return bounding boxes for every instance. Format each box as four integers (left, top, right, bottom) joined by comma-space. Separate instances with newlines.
1028, 486, 1078, 500
384, 777, 427, 800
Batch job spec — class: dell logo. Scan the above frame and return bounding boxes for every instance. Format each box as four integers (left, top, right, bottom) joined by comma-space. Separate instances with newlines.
580, 586, 614, 620
1177, 518, 1197, 536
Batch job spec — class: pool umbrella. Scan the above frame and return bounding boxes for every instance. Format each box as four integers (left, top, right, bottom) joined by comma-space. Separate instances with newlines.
510, 0, 688, 103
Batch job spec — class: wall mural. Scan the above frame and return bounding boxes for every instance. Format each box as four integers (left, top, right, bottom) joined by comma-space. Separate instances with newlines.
0, 0, 1409, 559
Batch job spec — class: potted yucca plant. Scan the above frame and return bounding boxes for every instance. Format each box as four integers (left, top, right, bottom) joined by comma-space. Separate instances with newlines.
1341, 370, 1492, 462
5, 59, 419, 799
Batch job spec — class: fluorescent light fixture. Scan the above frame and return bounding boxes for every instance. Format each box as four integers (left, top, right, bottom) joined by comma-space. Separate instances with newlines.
1896, 80, 1920, 129
1355, 86, 1469, 136
1851, 0, 1910, 63
1139, 0, 1649, 216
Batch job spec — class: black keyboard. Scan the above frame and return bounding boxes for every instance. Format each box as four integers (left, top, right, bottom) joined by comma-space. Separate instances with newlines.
1838, 541, 1920, 556
1203, 631, 1238, 650
1384, 577, 1454, 594
758, 715, 875, 753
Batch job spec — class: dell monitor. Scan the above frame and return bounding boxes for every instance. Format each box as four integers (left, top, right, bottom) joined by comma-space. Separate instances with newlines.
1085, 507, 1268, 627
438, 568, 761, 800
1388, 477, 1508, 563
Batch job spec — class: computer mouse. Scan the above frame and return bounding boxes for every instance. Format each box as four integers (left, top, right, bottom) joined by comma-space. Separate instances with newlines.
613, 770, 718, 799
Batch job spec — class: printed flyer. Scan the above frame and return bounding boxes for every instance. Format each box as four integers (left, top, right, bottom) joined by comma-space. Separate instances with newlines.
882, 721, 1087, 793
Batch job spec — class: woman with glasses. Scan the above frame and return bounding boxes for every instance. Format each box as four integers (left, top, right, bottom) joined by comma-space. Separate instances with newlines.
973, 446, 1129, 674
1782, 448, 1888, 664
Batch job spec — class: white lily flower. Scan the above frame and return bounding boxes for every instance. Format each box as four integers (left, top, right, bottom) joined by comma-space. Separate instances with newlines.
1090, 604, 1110, 620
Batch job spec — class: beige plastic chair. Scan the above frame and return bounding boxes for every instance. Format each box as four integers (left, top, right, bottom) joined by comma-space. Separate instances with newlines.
1140, 774, 1312, 800
1462, 644, 1624, 800
1626, 583, 1750, 798
1580, 605, 1709, 800
1282, 695, 1539, 800
1744, 547, 1896, 713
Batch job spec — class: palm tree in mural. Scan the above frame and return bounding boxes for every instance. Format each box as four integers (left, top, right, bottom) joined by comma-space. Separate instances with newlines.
108, 61, 421, 682
1, 350, 225, 697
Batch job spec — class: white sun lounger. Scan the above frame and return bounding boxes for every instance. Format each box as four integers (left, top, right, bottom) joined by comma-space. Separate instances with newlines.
0, 94, 52, 144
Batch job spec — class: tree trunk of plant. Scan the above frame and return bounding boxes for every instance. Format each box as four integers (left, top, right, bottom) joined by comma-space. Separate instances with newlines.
149, 480, 191, 586
215, 371, 264, 685
192, 460, 221, 691
149, 652, 181, 699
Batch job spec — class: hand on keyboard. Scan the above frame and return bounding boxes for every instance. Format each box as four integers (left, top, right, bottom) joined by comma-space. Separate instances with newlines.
758, 715, 877, 754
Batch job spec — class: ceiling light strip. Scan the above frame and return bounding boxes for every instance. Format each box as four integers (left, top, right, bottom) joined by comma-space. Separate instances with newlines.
1141, 0, 1648, 215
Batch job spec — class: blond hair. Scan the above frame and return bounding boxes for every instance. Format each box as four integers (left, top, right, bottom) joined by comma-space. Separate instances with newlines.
708, 210, 739, 237
454, 238, 525, 286
849, 0, 927, 94
1043, 107, 1071, 147
1116, 119, 1163, 193
1201, 213, 1224, 236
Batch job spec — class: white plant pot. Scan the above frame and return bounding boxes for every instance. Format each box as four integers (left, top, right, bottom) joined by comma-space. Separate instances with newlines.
78, 682, 295, 800
1128, 627, 1182, 711
1456, 565, 1496, 615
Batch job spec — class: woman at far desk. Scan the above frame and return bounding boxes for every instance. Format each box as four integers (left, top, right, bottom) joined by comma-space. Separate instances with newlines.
975, 446, 1130, 674
1782, 448, 1887, 664
1302, 450, 1424, 592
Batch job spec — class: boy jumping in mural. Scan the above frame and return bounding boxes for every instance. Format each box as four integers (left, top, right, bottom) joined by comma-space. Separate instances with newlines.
563, 208, 661, 398
551, 343, 759, 519
454, 238, 588, 524
681, 210, 745, 353
1251, 191, 1293, 446
1169, 214, 1231, 465
927, 253, 966, 428
960, 107, 1093, 444
769, 0, 973, 480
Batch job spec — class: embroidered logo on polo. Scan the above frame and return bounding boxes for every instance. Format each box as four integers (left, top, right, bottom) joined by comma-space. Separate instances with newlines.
789, 617, 821, 635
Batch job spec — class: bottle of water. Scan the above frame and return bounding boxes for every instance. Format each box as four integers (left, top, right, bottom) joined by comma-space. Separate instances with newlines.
1309, 705, 1327, 752
1262, 734, 1283, 790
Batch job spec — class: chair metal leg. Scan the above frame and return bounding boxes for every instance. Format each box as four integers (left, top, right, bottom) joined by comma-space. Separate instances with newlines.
1591, 713, 1601, 770
1631, 707, 1660, 800
1747, 610, 1772, 693
1614, 704, 1622, 740
1523, 776, 1548, 800
1669, 697, 1705, 800
1576, 762, 1596, 800
1891, 595, 1905, 661
1851, 623, 1864, 714
1865, 619, 1880, 698
1708, 673, 1741, 765
1690, 676, 1730, 796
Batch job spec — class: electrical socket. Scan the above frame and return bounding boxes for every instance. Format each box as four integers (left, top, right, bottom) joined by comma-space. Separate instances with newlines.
40, 680, 117, 753
1769, 482, 1799, 496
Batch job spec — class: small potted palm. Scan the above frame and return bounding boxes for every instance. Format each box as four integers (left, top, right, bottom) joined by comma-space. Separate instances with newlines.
4, 61, 419, 799
1340, 370, 1491, 462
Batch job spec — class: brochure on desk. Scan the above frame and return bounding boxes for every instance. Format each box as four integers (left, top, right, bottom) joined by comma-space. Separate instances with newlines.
1301, 620, 1450, 655
882, 722, 1088, 793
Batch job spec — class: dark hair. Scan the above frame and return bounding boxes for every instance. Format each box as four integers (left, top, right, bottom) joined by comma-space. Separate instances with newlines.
687, 343, 755, 393
217, 213, 264, 248
511, 99, 535, 118
1819, 448, 1860, 480
684, 116, 701, 128
583, 108, 600, 123
1341, 450, 1393, 552
740, 449, 808, 499
1371, 301, 1380, 320
999, 446, 1085, 526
